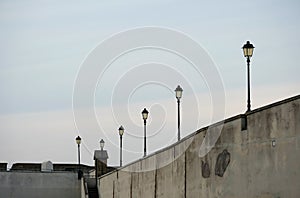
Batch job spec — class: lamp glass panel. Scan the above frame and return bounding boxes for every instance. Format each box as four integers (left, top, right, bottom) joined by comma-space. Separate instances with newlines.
100, 142, 104, 149
119, 126, 124, 136
243, 48, 248, 57
76, 136, 81, 145
142, 112, 148, 120
248, 48, 253, 57
176, 90, 182, 99
100, 139, 105, 149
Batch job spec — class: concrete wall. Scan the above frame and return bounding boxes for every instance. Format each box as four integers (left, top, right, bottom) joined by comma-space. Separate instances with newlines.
99, 95, 300, 198
0, 172, 81, 198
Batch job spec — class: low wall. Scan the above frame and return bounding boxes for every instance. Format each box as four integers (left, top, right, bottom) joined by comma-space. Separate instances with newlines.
0, 172, 81, 198
99, 95, 300, 198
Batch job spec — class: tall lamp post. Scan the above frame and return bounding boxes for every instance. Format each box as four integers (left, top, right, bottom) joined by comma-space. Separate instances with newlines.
75, 136, 82, 179
76, 136, 81, 165
142, 108, 149, 157
242, 41, 255, 112
175, 85, 183, 141
100, 139, 105, 151
118, 126, 124, 167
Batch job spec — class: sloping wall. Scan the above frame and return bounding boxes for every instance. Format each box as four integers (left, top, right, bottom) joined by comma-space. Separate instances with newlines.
98, 95, 300, 198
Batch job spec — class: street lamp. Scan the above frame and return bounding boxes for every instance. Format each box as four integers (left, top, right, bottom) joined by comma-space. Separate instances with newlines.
100, 139, 105, 150
175, 85, 183, 141
141, 108, 149, 157
75, 136, 81, 165
76, 136, 82, 179
118, 126, 124, 167
242, 41, 255, 112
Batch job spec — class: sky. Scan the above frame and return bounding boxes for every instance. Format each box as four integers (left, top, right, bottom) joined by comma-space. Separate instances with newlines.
0, 0, 299, 168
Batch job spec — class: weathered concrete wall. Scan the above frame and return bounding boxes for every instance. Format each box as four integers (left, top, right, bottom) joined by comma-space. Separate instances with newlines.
0, 172, 81, 198
99, 95, 300, 198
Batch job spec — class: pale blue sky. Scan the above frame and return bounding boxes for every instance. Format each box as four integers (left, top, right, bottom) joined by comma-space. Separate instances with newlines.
0, 0, 299, 167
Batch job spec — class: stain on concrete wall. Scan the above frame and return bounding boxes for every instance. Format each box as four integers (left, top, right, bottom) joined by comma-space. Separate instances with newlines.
215, 149, 230, 177
201, 161, 210, 178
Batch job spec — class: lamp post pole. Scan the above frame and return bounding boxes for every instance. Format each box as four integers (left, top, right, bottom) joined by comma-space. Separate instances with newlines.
142, 108, 149, 157
175, 85, 183, 141
76, 136, 81, 165
144, 119, 146, 157
242, 41, 255, 112
247, 57, 251, 112
177, 99, 180, 140
120, 135, 123, 166
118, 126, 124, 167
78, 144, 80, 165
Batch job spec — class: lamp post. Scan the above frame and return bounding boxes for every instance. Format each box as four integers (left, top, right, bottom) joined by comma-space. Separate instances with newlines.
75, 136, 81, 165
175, 85, 183, 141
97, 139, 106, 178
76, 136, 82, 179
118, 126, 124, 167
100, 139, 105, 151
142, 108, 149, 157
242, 41, 255, 112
